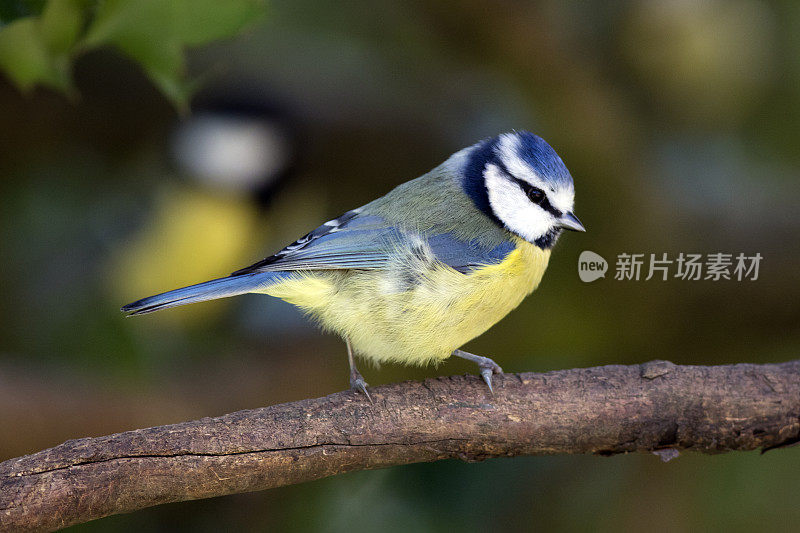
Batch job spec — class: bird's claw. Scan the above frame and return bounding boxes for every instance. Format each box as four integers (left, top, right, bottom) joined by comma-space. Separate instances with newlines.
350, 372, 373, 403
478, 360, 503, 394
452, 349, 504, 394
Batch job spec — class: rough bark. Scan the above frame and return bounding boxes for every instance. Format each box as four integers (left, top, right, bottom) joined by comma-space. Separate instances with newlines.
2, 360, 799, 532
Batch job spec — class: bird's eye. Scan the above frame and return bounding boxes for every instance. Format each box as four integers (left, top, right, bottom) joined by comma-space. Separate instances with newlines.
510, 177, 547, 205
516, 180, 544, 204
526, 187, 545, 204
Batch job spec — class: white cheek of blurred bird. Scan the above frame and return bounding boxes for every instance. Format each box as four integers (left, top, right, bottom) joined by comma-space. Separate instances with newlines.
122, 131, 586, 401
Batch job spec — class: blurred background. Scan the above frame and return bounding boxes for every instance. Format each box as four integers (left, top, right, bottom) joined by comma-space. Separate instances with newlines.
1, 0, 799, 531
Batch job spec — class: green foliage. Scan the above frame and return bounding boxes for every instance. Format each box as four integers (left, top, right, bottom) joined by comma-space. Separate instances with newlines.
0, 16, 68, 91
0, 0, 265, 110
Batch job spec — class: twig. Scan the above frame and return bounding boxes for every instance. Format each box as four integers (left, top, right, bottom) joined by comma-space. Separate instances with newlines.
2, 360, 799, 532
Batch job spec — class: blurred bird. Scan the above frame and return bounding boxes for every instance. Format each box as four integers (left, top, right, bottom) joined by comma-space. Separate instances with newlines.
122, 131, 585, 400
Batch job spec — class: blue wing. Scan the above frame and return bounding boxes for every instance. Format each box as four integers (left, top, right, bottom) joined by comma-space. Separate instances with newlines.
231, 209, 515, 275
425, 233, 515, 273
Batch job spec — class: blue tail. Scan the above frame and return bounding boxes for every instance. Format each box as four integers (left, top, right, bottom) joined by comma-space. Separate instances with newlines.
121, 272, 280, 316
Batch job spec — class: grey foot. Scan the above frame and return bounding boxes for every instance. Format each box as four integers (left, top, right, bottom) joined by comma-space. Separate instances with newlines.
452, 349, 504, 393
349, 370, 373, 403
345, 339, 373, 403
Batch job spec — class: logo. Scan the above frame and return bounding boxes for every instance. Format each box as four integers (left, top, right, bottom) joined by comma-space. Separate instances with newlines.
578, 250, 608, 282
577, 251, 762, 282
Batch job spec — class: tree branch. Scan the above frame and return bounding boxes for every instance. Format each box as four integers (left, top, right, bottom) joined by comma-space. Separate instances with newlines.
2, 360, 799, 532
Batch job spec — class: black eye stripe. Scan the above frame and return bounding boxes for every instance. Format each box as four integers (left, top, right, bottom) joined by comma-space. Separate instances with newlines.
512, 178, 543, 200
509, 177, 562, 217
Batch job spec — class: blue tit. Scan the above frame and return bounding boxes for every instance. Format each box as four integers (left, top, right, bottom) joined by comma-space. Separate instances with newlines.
122, 131, 585, 399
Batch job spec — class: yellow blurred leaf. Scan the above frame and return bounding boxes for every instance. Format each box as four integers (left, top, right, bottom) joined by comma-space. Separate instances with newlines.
111, 188, 263, 324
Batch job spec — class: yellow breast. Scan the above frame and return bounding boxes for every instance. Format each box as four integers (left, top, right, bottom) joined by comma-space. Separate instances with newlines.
262, 238, 551, 366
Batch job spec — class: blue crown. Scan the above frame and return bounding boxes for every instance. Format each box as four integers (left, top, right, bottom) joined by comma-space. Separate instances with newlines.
513, 131, 572, 187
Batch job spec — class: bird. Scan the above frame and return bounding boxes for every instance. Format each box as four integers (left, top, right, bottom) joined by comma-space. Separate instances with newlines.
122, 131, 585, 400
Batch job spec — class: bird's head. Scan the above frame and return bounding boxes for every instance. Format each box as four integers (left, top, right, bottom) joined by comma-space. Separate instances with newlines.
461, 131, 584, 248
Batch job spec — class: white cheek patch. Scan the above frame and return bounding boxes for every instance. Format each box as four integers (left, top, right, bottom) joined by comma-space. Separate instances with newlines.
484, 164, 555, 242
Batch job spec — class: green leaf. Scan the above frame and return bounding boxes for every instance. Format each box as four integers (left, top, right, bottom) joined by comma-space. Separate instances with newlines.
0, 15, 68, 91
40, 0, 88, 54
83, 0, 186, 106
0, 0, 267, 109
82, 0, 172, 49
82, 0, 265, 110
144, 65, 199, 115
